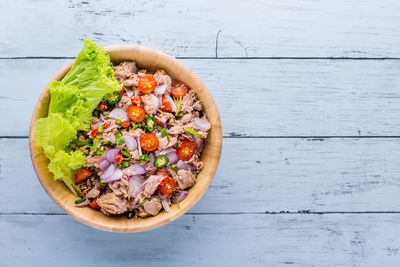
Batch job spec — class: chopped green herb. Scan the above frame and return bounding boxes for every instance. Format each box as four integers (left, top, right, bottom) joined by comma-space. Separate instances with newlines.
176, 143, 181, 149
117, 164, 122, 169
116, 139, 124, 146
185, 128, 201, 138
115, 119, 122, 125
173, 96, 182, 116
89, 166, 95, 171
96, 150, 104, 155
140, 154, 151, 163
75, 198, 86, 205
175, 196, 180, 209
157, 125, 163, 131
91, 136, 101, 151
122, 160, 130, 168
156, 197, 161, 203
132, 122, 141, 129
161, 128, 169, 141
75, 139, 90, 147
97, 125, 104, 133
194, 173, 199, 178
175, 113, 183, 118
120, 150, 130, 157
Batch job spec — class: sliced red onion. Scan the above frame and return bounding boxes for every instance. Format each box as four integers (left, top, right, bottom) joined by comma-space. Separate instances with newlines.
100, 164, 116, 179
100, 114, 105, 122
154, 84, 167, 95
105, 148, 120, 163
150, 153, 155, 166
158, 95, 162, 107
176, 160, 194, 171
150, 94, 159, 111
156, 148, 176, 156
123, 164, 145, 176
109, 108, 128, 121
122, 135, 137, 151
158, 191, 170, 212
129, 175, 145, 198
172, 191, 188, 203
126, 89, 134, 97
137, 138, 142, 156
99, 160, 111, 171
102, 169, 123, 183
166, 152, 179, 164
163, 95, 177, 112
194, 117, 211, 132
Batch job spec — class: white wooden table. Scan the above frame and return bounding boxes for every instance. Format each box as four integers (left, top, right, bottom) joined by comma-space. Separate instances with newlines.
1, 1, 400, 266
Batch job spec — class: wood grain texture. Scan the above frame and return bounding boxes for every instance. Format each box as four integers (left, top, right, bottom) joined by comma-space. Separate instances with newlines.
29, 46, 222, 232
1, 0, 400, 58
2, 213, 400, 267
3, 137, 400, 214
2, 58, 400, 137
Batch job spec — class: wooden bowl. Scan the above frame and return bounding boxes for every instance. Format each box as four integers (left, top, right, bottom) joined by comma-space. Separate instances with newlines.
29, 45, 222, 232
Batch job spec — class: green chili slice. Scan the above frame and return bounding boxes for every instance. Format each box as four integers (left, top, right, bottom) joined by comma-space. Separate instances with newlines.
146, 116, 156, 132
106, 91, 122, 105
154, 155, 169, 168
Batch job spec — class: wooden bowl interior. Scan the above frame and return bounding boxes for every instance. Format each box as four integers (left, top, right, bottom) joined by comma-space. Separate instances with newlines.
29, 45, 222, 232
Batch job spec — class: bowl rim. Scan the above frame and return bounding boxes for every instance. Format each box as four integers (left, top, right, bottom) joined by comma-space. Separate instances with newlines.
29, 45, 222, 232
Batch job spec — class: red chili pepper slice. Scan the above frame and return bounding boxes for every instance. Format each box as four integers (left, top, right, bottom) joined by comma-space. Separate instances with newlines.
115, 153, 123, 164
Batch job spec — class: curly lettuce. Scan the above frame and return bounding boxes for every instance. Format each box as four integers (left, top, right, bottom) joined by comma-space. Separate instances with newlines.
36, 39, 120, 195
36, 113, 77, 159
62, 39, 122, 111
48, 150, 86, 195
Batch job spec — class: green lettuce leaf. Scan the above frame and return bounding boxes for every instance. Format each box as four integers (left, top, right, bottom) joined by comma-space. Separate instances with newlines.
48, 150, 86, 195
36, 113, 77, 159
48, 81, 85, 115
64, 101, 92, 131
62, 39, 122, 110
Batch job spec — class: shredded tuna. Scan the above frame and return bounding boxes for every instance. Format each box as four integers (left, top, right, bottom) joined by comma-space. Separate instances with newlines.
116, 95, 131, 109
86, 188, 100, 199
143, 174, 164, 198
154, 70, 172, 94
108, 173, 130, 199
97, 193, 129, 215
187, 154, 204, 171
143, 198, 162, 216
142, 94, 158, 115
85, 155, 104, 169
77, 176, 96, 197
175, 169, 196, 190
114, 61, 137, 79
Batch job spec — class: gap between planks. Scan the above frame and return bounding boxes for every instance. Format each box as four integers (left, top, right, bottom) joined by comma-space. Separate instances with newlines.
3, 211, 400, 216
1, 56, 400, 60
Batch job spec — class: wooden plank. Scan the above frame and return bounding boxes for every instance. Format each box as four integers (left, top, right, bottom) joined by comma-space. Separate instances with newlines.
1, 213, 400, 266
3, 138, 400, 214
2, 58, 400, 137
1, 0, 400, 58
